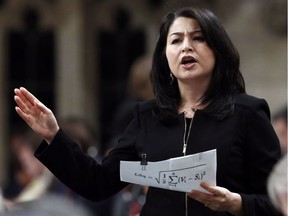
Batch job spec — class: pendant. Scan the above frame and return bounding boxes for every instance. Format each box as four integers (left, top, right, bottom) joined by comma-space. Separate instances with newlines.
183, 143, 187, 154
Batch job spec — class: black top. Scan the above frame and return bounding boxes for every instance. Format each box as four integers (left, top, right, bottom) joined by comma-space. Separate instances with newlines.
35, 93, 281, 216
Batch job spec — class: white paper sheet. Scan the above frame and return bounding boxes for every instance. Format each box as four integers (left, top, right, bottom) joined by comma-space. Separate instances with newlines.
120, 149, 217, 193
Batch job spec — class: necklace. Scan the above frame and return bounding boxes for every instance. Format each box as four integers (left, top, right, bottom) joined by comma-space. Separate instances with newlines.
182, 109, 196, 155
182, 111, 195, 216
182, 117, 193, 155
181, 106, 198, 118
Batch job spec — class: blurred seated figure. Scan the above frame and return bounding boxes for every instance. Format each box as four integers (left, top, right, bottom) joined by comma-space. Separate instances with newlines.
3, 119, 104, 215
267, 153, 288, 216
3, 127, 53, 210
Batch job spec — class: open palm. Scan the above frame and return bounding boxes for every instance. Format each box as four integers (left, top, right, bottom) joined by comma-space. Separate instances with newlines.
14, 87, 59, 144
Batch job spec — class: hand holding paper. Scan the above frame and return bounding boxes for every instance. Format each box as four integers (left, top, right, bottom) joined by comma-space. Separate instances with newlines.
120, 149, 217, 193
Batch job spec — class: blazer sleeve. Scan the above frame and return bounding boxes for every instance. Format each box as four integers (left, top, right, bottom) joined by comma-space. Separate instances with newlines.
239, 98, 282, 216
34, 116, 140, 202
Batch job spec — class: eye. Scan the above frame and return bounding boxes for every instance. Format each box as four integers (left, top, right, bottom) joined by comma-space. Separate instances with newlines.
171, 38, 182, 44
193, 36, 205, 42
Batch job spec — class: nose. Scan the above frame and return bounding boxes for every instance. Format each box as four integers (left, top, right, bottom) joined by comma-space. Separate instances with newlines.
182, 46, 192, 52
182, 38, 193, 52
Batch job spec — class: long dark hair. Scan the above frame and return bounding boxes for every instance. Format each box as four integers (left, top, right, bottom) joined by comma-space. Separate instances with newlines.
151, 7, 245, 121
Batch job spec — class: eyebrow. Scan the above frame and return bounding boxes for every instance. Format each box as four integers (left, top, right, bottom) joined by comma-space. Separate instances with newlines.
168, 29, 202, 37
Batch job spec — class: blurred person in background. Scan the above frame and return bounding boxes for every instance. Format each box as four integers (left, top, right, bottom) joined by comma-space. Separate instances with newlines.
267, 153, 287, 216
268, 105, 287, 216
108, 55, 154, 153
3, 127, 31, 201
0, 187, 5, 213
2, 127, 53, 210
108, 55, 152, 216
58, 116, 101, 162
55, 116, 111, 216
2, 194, 92, 216
272, 106, 287, 154
2, 118, 103, 216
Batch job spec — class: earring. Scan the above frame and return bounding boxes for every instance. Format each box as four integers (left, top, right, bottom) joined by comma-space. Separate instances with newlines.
170, 72, 174, 85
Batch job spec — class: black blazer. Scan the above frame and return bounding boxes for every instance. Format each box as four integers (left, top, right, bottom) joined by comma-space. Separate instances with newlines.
35, 93, 281, 216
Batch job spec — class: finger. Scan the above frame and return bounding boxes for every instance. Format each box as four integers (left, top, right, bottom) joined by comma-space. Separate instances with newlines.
35, 101, 50, 113
14, 88, 34, 110
35, 101, 52, 115
188, 190, 210, 203
188, 191, 214, 209
200, 182, 213, 192
15, 106, 32, 126
19, 87, 40, 106
200, 182, 224, 196
14, 95, 31, 114
15, 106, 26, 119
15, 88, 50, 113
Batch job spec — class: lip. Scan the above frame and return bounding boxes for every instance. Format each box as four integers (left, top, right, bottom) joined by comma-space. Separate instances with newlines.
181, 62, 196, 69
180, 55, 197, 69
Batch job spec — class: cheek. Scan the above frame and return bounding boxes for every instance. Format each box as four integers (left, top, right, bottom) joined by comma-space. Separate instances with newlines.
165, 49, 172, 68
205, 50, 216, 69
166, 49, 177, 68
165, 47, 170, 61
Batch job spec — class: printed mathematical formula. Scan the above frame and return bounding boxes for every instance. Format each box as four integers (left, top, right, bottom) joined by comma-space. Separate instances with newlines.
134, 164, 206, 188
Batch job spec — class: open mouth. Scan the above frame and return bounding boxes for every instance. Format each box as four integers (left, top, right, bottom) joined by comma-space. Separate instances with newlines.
181, 56, 197, 65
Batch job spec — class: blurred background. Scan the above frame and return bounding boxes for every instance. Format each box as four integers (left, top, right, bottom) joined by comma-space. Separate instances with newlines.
0, 0, 286, 215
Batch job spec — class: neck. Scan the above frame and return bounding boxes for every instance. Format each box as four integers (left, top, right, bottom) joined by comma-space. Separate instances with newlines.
177, 81, 207, 117
179, 94, 203, 112
178, 94, 204, 118
177, 77, 210, 105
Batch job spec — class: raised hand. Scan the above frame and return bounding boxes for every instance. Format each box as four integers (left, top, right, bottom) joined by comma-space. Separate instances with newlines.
14, 87, 59, 144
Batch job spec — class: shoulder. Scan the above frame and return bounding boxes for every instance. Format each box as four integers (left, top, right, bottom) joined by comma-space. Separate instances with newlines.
129, 100, 157, 128
135, 99, 156, 114
234, 93, 271, 119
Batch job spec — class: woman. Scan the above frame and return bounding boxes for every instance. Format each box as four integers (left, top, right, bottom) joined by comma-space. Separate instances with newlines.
14, 7, 281, 216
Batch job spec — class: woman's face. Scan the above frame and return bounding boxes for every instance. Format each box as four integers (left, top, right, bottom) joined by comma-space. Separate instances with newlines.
166, 17, 215, 86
